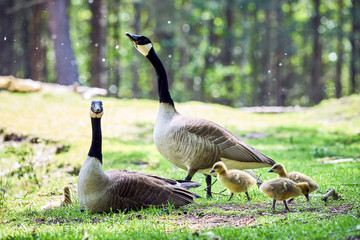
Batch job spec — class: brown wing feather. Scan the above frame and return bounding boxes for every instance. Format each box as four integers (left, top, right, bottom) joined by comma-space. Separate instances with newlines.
182, 117, 275, 165
105, 169, 195, 211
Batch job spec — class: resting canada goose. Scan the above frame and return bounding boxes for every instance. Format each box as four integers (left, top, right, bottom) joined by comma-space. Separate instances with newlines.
268, 163, 319, 194
77, 101, 199, 213
210, 162, 256, 201
259, 178, 310, 212
125, 32, 276, 198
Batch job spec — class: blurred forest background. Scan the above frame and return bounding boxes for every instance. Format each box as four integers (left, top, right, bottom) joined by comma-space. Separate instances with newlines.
0, 0, 359, 107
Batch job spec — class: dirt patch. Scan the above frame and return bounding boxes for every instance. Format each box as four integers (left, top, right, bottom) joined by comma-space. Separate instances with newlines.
158, 203, 355, 231
0, 130, 69, 155
31, 217, 102, 225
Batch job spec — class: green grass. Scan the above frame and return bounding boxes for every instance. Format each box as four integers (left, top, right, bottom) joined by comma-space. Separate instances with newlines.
0, 91, 359, 239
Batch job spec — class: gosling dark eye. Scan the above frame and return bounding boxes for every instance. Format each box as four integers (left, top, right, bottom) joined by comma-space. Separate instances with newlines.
273, 166, 277, 169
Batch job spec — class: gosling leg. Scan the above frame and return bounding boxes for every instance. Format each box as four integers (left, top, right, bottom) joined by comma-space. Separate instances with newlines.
272, 199, 276, 211
245, 191, 251, 201
228, 193, 234, 201
283, 200, 291, 212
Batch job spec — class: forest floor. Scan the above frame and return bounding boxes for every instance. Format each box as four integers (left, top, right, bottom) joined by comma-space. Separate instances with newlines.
0, 91, 359, 239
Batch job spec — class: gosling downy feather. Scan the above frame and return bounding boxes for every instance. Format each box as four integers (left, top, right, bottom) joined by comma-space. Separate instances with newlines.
210, 162, 256, 201
77, 101, 199, 213
268, 163, 319, 193
259, 178, 310, 212
126, 32, 276, 198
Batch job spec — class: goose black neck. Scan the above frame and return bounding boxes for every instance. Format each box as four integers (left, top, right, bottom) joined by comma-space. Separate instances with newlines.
146, 48, 174, 107
88, 117, 102, 163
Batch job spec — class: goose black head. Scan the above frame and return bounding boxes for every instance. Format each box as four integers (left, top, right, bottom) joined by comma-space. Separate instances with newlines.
90, 100, 103, 118
125, 32, 153, 56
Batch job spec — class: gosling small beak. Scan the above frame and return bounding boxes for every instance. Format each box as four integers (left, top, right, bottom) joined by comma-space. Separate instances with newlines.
305, 193, 310, 202
209, 169, 215, 174
268, 168, 274, 173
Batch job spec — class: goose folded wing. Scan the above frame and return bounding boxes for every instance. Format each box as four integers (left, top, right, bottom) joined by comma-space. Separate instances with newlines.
108, 169, 179, 185
106, 170, 195, 209
182, 118, 275, 165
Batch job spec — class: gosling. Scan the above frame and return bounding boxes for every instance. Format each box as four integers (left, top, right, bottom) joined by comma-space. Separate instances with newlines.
210, 162, 256, 201
268, 163, 319, 194
259, 178, 310, 212
40, 185, 72, 210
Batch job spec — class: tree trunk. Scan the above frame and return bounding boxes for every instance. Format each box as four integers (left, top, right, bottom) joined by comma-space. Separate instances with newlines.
110, 0, 121, 97
221, 0, 235, 106
260, 9, 272, 106
275, 2, 286, 106
131, 2, 140, 98
310, 0, 323, 104
89, 0, 107, 88
249, 8, 260, 106
46, 0, 79, 85
29, 3, 46, 81
350, 0, 360, 94
179, 32, 191, 98
335, 0, 344, 98
150, 0, 175, 88
199, 19, 218, 102
0, 0, 15, 75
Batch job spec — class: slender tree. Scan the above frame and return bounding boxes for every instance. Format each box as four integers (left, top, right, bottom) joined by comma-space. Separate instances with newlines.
335, 0, 344, 98
89, 0, 107, 88
0, 0, 15, 75
131, 1, 141, 98
110, 0, 121, 97
29, 3, 46, 81
350, 0, 360, 94
249, 5, 261, 106
275, 1, 286, 106
221, 0, 235, 106
260, 8, 272, 105
310, 0, 324, 104
46, 0, 79, 85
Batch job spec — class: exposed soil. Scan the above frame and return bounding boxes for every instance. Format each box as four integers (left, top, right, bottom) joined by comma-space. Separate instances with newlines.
158, 202, 356, 231
0, 130, 69, 155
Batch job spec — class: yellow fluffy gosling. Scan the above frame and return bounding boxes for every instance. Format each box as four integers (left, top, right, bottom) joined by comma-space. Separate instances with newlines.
260, 178, 310, 212
210, 162, 256, 201
268, 163, 319, 194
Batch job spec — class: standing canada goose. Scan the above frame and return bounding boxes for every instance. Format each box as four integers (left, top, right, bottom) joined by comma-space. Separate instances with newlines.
209, 162, 256, 201
259, 178, 310, 212
125, 32, 276, 198
268, 163, 319, 194
77, 101, 199, 213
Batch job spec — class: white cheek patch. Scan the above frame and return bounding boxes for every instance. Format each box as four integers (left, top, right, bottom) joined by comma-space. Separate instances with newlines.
136, 43, 152, 56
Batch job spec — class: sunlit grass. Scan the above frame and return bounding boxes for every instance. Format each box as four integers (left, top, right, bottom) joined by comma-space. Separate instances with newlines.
0, 91, 360, 239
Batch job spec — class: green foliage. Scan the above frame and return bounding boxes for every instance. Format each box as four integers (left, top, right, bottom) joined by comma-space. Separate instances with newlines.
5, 0, 358, 106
